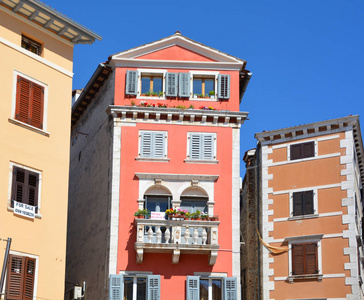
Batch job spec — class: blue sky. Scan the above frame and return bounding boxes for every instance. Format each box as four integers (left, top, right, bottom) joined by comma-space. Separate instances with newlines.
51, 0, 363, 173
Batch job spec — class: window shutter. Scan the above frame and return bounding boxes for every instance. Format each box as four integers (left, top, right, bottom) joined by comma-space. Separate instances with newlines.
290, 144, 302, 160
218, 74, 230, 99
141, 132, 153, 158
223, 277, 237, 300
292, 192, 303, 216
16, 76, 31, 124
305, 243, 318, 274
179, 73, 190, 97
109, 274, 123, 300
28, 172, 39, 213
186, 276, 199, 300
154, 133, 165, 158
292, 244, 304, 275
147, 275, 160, 300
303, 142, 314, 158
125, 70, 138, 95
303, 191, 314, 215
202, 135, 214, 160
23, 257, 35, 300
190, 134, 202, 160
166, 73, 178, 97
30, 82, 44, 129
6, 255, 24, 300
12, 167, 26, 205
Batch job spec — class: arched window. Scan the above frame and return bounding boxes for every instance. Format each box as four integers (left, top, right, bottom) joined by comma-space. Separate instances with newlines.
180, 187, 208, 213
144, 186, 171, 213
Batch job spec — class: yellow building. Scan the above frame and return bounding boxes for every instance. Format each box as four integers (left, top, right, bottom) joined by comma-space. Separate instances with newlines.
0, 1, 101, 299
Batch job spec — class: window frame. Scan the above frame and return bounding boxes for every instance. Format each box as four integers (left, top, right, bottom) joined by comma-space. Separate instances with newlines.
8, 163, 42, 217
186, 132, 217, 163
137, 130, 168, 161
11, 71, 48, 133
189, 71, 218, 101
289, 141, 315, 161
137, 69, 167, 99
289, 190, 318, 218
21, 34, 42, 56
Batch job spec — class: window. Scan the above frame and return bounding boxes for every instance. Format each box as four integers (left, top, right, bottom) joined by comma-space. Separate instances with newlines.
109, 274, 160, 300
193, 76, 215, 98
290, 141, 314, 160
141, 75, 163, 95
125, 70, 167, 97
21, 35, 42, 55
145, 195, 171, 213
6, 254, 36, 300
180, 197, 207, 214
11, 166, 40, 213
187, 133, 216, 161
186, 276, 237, 300
292, 191, 314, 216
292, 243, 318, 275
139, 131, 167, 159
15, 75, 44, 129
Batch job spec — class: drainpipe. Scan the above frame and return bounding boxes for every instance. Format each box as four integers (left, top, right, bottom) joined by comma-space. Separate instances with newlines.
0, 238, 12, 295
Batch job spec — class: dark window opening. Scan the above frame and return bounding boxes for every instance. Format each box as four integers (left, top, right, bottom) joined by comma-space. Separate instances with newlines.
293, 191, 314, 216
21, 35, 42, 56
290, 141, 314, 160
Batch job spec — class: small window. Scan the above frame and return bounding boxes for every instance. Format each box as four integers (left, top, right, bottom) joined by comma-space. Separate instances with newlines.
145, 195, 171, 213
180, 197, 207, 214
293, 191, 314, 216
292, 243, 318, 275
290, 141, 314, 160
21, 35, 42, 56
6, 254, 36, 299
193, 76, 215, 98
187, 133, 216, 161
139, 131, 167, 159
141, 75, 163, 96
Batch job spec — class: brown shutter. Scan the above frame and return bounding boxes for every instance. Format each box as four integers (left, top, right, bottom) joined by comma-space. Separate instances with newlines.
23, 257, 36, 300
27, 172, 39, 213
6, 255, 25, 300
303, 191, 314, 215
293, 192, 303, 216
290, 144, 302, 160
16, 76, 31, 124
292, 244, 304, 275
303, 142, 314, 158
11, 167, 26, 206
30, 83, 44, 129
305, 243, 318, 274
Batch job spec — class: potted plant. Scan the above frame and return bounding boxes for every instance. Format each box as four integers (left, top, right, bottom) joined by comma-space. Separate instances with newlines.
131, 100, 136, 106
191, 210, 201, 220
193, 94, 198, 99
158, 91, 163, 97
134, 209, 150, 219
188, 104, 194, 109
210, 215, 219, 221
201, 212, 209, 221
176, 105, 187, 110
152, 92, 158, 96
165, 208, 177, 219
209, 91, 215, 99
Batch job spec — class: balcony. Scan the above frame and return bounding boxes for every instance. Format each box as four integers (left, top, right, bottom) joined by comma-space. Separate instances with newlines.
134, 218, 220, 265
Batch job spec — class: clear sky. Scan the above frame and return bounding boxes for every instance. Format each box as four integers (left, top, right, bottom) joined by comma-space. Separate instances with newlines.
50, 0, 363, 174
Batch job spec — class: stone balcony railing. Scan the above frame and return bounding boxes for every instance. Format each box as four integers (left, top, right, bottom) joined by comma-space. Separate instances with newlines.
134, 218, 220, 265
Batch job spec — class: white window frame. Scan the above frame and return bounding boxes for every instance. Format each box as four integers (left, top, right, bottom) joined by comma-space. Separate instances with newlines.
11, 70, 49, 134
285, 234, 323, 278
7, 162, 42, 218
137, 68, 167, 99
186, 132, 218, 163
189, 71, 219, 101
288, 188, 318, 219
287, 139, 318, 162
137, 130, 168, 161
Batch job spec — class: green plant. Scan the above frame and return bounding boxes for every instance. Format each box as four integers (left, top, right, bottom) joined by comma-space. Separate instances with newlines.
145, 91, 151, 96
152, 92, 158, 96
199, 93, 205, 98
201, 212, 209, 220
134, 209, 150, 217
191, 210, 201, 219
209, 90, 215, 96
159, 91, 163, 97
131, 100, 136, 106
176, 105, 187, 110
188, 105, 194, 109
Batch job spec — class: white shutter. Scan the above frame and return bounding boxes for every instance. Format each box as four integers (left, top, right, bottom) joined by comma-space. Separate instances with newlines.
190, 134, 202, 159
154, 133, 165, 158
202, 134, 214, 160
140, 131, 166, 158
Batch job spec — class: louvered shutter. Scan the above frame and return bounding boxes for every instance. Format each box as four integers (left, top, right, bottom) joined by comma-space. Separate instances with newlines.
303, 191, 314, 215
109, 274, 123, 300
290, 144, 302, 160
153, 133, 165, 158
147, 275, 160, 300
166, 73, 178, 97
6, 255, 24, 300
218, 74, 230, 99
27, 172, 39, 212
303, 142, 314, 158
125, 70, 138, 95
292, 244, 304, 275
202, 134, 214, 160
16, 76, 31, 125
23, 257, 36, 300
292, 192, 303, 216
30, 82, 44, 129
12, 167, 26, 206
186, 276, 199, 300
224, 277, 237, 300
141, 132, 153, 158
141, 132, 166, 158
305, 243, 318, 274
179, 73, 190, 97
190, 134, 202, 159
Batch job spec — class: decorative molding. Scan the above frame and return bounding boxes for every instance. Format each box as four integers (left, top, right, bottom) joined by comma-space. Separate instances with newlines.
135, 173, 219, 181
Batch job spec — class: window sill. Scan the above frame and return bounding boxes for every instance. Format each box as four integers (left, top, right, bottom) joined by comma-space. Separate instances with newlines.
288, 214, 319, 221
135, 157, 170, 162
189, 97, 218, 102
184, 159, 219, 164
287, 274, 323, 283
9, 118, 49, 137
8, 207, 42, 219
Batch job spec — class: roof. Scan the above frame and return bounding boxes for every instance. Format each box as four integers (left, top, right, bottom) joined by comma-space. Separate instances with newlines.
1, 0, 102, 44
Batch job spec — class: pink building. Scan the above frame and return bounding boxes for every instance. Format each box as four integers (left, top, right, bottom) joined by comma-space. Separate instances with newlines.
66, 32, 252, 300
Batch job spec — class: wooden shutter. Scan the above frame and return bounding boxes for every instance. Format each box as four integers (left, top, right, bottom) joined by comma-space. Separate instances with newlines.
23, 257, 36, 300
303, 142, 314, 158
179, 73, 190, 97
186, 276, 199, 300
6, 255, 24, 300
16, 76, 31, 124
202, 134, 214, 160
305, 243, 318, 274
218, 74, 230, 99
292, 244, 304, 275
166, 73, 178, 97
224, 277, 237, 300
147, 275, 160, 300
290, 144, 302, 160
125, 70, 138, 95
30, 82, 44, 129
303, 191, 314, 215
292, 192, 303, 216
109, 274, 123, 300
